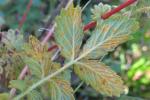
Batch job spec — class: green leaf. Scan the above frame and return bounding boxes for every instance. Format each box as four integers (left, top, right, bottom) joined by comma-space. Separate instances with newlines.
74, 60, 125, 97
82, 17, 139, 59
27, 90, 43, 100
48, 79, 75, 100
91, 3, 111, 20
2, 29, 24, 51
23, 57, 42, 78
9, 80, 27, 92
55, 4, 83, 60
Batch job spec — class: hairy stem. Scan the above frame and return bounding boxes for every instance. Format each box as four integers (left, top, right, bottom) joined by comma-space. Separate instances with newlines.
13, 60, 76, 100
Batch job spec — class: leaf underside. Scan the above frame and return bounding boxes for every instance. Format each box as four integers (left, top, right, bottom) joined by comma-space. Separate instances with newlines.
74, 60, 125, 96
82, 16, 139, 59
27, 90, 43, 100
48, 79, 75, 100
55, 4, 83, 60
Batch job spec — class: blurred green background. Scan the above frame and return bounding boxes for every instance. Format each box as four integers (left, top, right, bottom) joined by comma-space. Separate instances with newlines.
0, 0, 150, 100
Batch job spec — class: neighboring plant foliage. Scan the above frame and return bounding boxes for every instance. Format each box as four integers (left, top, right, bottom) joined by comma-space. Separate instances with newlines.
1, 1, 150, 100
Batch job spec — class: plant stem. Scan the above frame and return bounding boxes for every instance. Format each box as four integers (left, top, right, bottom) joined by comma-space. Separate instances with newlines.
83, 0, 137, 31
101, 0, 137, 19
74, 81, 84, 93
13, 60, 76, 100
83, 21, 97, 31
41, 25, 55, 45
51, 49, 60, 61
19, 0, 32, 29
48, 44, 58, 52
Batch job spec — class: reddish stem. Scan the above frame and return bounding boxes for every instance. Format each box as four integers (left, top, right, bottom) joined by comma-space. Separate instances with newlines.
101, 0, 137, 19
83, 0, 137, 31
83, 21, 97, 31
41, 25, 55, 45
19, 0, 33, 29
48, 45, 58, 52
